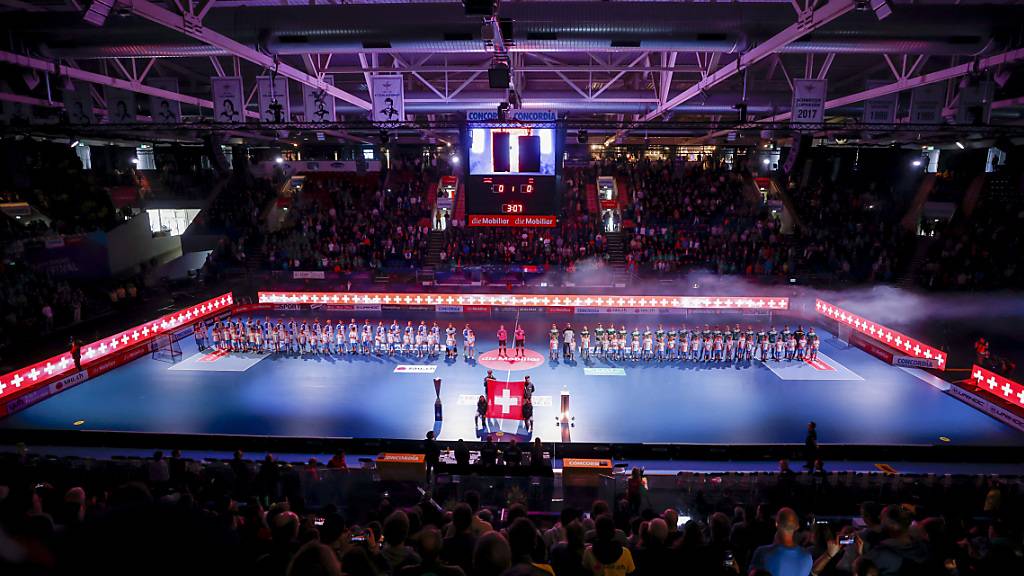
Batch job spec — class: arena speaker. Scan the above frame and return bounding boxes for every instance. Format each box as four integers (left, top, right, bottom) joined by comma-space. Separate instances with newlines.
492, 131, 510, 172
518, 135, 541, 173
463, 0, 496, 16
488, 63, 510, 89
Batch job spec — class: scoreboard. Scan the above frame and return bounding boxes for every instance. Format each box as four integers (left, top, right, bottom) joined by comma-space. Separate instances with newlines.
463, 119, 561, 227
464, 174, 558, 227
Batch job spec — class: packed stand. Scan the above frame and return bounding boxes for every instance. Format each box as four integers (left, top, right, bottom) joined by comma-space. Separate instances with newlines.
919, 198, 1024, 290
611, 160, 784, 276
2, 446, 1022, 576
261, 171, 432, 272
784, 181, 905, 284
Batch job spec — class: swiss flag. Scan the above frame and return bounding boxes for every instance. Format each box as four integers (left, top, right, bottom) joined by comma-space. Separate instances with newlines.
486, 379, 526, 420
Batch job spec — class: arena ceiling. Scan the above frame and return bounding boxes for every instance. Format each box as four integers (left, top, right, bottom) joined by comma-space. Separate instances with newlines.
2, 0, 1024, 145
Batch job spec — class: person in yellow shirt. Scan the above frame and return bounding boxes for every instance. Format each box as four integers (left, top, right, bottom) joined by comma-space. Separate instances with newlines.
583, 515, 636, 576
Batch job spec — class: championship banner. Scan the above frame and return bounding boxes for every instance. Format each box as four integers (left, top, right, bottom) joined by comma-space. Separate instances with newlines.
862, 80, 898, 125
103, 86, 136, 123
212, 76, 245, 123
909, 84, 945, 124
814, 299, 945, 370
791, 79, 826, 125
303, 75, 336, 122
970, 365, 1024, 409
63, 83, 96, 125
257, 75, 290, 122
370, 75, 404, 122
486, 379, 525, 420
148, 78, 182, 123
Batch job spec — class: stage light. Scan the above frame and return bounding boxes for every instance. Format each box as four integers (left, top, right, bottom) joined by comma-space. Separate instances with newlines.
955, 141, 965, 149
450, 155, 460, 164
911, 159, 922, 167
130, 158, 139, 165
762, 158, 770, 165
69, 140, 80, 148
275, 157, 284, 164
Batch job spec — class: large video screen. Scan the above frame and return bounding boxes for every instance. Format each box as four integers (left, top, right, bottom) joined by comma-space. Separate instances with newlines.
468, 127, 556, 175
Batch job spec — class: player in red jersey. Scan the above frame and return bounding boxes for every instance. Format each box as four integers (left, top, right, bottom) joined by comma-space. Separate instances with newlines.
497, 325, 508, 357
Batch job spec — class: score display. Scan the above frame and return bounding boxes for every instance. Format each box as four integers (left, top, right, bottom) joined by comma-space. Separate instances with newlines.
465, 174, 558, 227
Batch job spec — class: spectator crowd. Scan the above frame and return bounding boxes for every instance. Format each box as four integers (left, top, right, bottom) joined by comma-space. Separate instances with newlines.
1, 446, 1021, 576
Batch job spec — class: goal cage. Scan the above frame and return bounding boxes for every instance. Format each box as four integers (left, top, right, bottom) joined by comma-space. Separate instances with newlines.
151, 331, 183, 363
833, 318, 853, 349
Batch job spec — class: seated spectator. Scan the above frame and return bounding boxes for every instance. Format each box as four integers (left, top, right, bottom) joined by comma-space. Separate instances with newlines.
399, 527, 464, 576
549, 520, 588, 576
583, 514, 635, 575
442, 503, 477, 574
381, 510, 421, 572
473, 530, 512, 576
506, 516, 555, 575
633, 517, 673, 575
287, 540, 342, 576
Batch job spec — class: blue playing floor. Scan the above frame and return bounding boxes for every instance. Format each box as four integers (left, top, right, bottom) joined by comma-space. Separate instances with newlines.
2, 311, 1023, 447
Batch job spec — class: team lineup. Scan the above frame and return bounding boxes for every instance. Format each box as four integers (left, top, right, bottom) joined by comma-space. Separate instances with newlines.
190, 316, 821, 364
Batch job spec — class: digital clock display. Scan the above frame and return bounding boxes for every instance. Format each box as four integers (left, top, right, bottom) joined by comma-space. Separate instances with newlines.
491, 183, 535, 194
501, 203, 525, 214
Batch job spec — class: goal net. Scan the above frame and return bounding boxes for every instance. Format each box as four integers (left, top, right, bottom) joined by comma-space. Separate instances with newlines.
151, 331, 183, 363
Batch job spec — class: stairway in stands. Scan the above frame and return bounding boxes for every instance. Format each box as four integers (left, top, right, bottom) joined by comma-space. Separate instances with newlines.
605, 231, 629, 285
426, 230, 445, 266
895, 236, 936, 288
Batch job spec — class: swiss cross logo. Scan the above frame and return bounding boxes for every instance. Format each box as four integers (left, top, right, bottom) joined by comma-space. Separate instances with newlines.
486, 379, 525, 420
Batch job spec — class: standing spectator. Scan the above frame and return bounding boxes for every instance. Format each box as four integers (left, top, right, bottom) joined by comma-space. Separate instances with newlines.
804, 421, 818, 470
424, 431, 440, 482
70, 337, 82, 371
749, 508, 813, 576
148, 450, 170, 486
41, 302, 53, 333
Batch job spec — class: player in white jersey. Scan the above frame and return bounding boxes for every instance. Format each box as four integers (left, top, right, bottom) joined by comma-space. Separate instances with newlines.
347, 320, 358, 354
445, 332, 456, 359
466, 329, 476, 360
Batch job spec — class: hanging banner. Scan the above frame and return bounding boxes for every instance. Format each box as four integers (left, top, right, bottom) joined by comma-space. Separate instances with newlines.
211, 76, 245, 123
862, 80, 898, 125
303, 75, 336, 122
148, 78, 182, 124
790, 79, 826, 125
63, 83, 96, 125
256, 75, 290, 123
909, 84, 945, 124
956, 80, 994, 125
370, 75, 404, 122
103, 86, 136, 123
